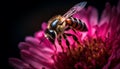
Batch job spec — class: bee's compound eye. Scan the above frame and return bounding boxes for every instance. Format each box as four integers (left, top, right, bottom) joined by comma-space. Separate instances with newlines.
49, 30, 56, 39
45, 29, 56, 43
50, 19, 59, 29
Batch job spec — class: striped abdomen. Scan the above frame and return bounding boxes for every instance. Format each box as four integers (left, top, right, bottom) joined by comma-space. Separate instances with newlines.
65, 17, 88, 31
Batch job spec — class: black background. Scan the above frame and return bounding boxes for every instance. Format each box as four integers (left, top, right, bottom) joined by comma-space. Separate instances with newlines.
2, 0, 118, 69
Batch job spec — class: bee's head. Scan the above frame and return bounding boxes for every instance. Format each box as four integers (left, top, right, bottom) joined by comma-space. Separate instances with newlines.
45, 29, 56, 43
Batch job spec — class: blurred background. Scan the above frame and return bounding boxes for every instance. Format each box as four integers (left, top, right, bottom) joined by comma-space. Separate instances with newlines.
2, 0, 118, 69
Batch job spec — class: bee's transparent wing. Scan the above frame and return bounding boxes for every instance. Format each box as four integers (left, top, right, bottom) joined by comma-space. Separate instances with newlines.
63, 1, 87, 19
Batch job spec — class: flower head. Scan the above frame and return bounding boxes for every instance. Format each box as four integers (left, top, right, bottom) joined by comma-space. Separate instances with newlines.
9, 1, 120, 69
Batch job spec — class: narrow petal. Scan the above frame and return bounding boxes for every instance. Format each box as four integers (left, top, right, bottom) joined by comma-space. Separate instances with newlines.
18, 42, 31, 50
113, 63, 120, 69
25, 37, 40, 47
9, 58, 31, 69
21, 50, 53, 69
41, 22, 47, 31
29, 47, 54, 62
88, 6, 98, 26
99, 2, 111, 26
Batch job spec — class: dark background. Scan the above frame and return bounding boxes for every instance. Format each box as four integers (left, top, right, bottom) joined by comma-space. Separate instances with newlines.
2, 0, 118, 69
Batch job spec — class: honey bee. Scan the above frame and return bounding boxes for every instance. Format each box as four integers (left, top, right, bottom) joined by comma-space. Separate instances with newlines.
45, 2, 88, 48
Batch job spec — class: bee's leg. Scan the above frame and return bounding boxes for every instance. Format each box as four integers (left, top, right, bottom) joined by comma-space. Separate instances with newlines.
57, 35, 65, 52
64, 26, 80, 44
63, 33, 74, 55
65, 33, 80, 44
65, 26, 71, 31
65, 26, 77, 34
72, 28, 77, 34
62, 34, 70, 50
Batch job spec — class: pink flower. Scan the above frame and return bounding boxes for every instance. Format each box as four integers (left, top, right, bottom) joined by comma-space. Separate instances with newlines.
9, 1, 120, 69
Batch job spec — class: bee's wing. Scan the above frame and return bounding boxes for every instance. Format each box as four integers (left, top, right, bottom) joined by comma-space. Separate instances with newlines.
62, 1, 87, 20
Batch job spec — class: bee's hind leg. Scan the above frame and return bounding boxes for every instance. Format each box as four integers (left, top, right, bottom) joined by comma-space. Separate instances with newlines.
57, 35, 65, 52
64, 33, 80, 44
62, 33, 71, 51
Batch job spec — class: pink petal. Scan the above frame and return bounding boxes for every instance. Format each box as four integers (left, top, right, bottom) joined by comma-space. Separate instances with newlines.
80, 6, 98, 37
25, 36, 54, 49
103, 44, 120, 69
88, 6, 98, 26
29, 47, 54, 62
34, 31, 45, 39
41, 22, 47, 31
18, 42, 31, 50
113, 63, 120, 69
99, 2, 111, 26
25, 37, 40, 47
55, 38, 63, 52
9, 58, 31, 69
21, 50, 53, 69
97, 23, 109, 38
